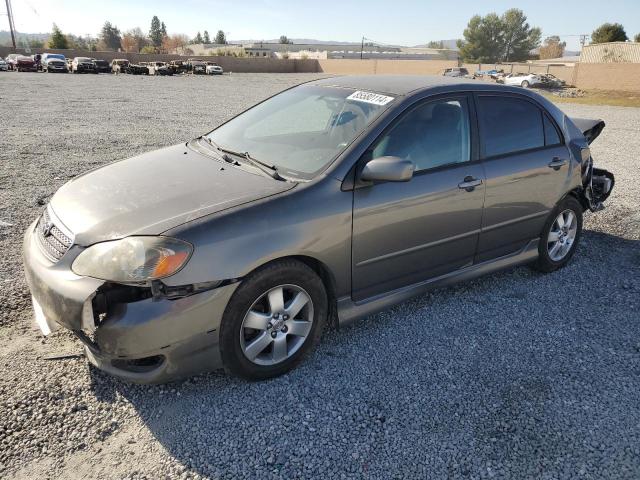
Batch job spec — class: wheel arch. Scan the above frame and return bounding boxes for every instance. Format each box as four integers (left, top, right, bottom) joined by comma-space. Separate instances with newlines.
242, 254, 339, 329
564, 187, 589, 212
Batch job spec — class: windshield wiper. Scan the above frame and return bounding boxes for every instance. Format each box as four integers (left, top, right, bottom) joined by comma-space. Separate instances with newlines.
200, 136, 286, 181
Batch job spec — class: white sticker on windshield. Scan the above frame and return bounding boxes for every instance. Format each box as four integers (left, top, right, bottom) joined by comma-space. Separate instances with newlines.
346, 90, 394, 106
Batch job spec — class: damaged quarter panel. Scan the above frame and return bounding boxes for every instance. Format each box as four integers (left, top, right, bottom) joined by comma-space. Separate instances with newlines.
162, 176, 353, 299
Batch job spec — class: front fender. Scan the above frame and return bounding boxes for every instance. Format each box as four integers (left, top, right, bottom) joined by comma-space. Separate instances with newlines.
162, 177, 353, 298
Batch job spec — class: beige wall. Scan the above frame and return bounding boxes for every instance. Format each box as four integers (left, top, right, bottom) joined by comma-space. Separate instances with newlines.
574, 63, 640, 92
317, 59, 457, 75
4, 46, 640, 92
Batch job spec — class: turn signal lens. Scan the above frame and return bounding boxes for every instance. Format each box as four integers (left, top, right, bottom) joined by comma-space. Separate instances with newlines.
72, 236, 192, 282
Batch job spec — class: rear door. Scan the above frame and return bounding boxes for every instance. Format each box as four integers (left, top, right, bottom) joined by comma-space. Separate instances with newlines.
475, 94, 570, 261
351, 95, 485, 301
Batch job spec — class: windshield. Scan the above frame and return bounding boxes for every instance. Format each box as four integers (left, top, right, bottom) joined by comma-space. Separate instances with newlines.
207, 85, 393, 179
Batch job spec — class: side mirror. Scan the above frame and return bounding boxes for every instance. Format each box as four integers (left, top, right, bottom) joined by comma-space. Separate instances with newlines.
360, 156, 414, 183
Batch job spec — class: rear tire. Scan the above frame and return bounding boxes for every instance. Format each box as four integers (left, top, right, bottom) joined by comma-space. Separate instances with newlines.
220, 259, 327, 380
534, 196, 583, 273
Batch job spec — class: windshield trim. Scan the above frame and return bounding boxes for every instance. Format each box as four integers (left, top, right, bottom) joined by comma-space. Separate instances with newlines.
204, 83, 396, 180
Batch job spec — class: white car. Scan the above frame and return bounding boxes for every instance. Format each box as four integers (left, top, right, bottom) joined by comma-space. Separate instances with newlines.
501, 73, 543, 88
0, 59, 8, 71
206, 63, 223, 75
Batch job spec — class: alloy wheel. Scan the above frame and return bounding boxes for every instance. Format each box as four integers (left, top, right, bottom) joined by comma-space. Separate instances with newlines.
547, 209, 577, 262
239, 284, 314, 366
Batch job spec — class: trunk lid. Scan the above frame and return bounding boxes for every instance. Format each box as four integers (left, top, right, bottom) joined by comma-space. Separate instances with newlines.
50, 143, 295, 245
571, 117, 605, 144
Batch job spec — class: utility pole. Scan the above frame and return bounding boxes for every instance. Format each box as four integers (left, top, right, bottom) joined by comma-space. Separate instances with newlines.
579, 34, 589, 48
360, 36, 364, 60
5, 0, 16, 50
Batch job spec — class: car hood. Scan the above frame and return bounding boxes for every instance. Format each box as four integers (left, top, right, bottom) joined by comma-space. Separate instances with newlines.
50, 143, 295, 246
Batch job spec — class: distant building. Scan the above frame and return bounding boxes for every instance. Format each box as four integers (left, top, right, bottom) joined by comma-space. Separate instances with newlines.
182, 42, 456, 60
580, 42, 640, 63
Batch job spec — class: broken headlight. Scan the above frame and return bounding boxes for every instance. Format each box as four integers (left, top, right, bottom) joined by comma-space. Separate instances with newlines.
72, 236, 192, 283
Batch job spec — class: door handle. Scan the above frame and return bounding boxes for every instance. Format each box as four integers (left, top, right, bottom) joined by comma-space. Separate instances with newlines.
458, 176, 483, 192
548, 157, 567, 170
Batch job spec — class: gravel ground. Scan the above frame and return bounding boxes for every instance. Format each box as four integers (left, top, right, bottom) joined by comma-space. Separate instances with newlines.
0, 72, 639, 480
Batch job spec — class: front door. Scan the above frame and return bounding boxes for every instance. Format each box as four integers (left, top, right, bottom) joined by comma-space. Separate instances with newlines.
351, 95, 485, 301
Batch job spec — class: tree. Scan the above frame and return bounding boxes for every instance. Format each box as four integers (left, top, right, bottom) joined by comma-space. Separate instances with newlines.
501, 9, 541, 61
635, 33, 640, 43
149, 15, 163, 47
48, 24, 68, 49
193, 31, 203, 44
203, 30, 210, 43
457, 13, 504, 63
539, 35, 566, 60
99, 21, 121, 51
279, 35, 292, 44
426, 40, 444, 49
28, 38, 44, 48
121, 33, 138, 53
591, 23, 628, 44
214, 30, 226, 44
457, 9, 541, 63
120, 27, 147, 53
160, 22, 167, 37
65, 34, 91, 50
140, 45, 156, 54
162, 34, 189, 52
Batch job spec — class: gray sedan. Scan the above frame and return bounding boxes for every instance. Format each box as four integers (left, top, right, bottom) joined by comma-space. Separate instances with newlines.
23, 76, 614, 383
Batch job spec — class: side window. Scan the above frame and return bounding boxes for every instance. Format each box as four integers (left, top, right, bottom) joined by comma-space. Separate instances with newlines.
543, 114, 562, 146
371, 98, 471, 172
478, 96, 545, 158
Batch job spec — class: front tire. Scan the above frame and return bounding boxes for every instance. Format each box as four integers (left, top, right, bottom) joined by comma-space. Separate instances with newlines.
220, 259, 327, 380
534, 196, 583, 273
521, 80, 530, 88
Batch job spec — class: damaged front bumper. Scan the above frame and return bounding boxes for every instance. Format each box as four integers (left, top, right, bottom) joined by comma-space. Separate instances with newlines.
23, 220, 239, 383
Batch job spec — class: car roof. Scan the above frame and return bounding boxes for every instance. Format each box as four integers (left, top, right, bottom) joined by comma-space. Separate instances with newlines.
310, 75, 479, 96
309, 74, 543, 98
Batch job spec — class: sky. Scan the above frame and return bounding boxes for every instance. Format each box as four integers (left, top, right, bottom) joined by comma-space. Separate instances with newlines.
5, 0, 640, 50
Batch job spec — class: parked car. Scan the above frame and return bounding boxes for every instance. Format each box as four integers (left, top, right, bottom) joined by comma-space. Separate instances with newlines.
500, 73, 547, 88
206, 62, 224, 75
538, 73, 566, 88
15, 55, 37, 72
111, 59, 129, 74
191, 60, 206, 74
5, 53, 19, 70
92, 58, 111, 73
0, 59, 8, 71
23, 76, 614, 384
128, 62, 149, 75
185, 58, 208, 72
474, 69, 505, 79
148, 61, 173, 76
41, 53, 67, 72
169, 60, 189, 74
44, 57, 68, 73
71, 57, 97, 74
442, 67, 469, 77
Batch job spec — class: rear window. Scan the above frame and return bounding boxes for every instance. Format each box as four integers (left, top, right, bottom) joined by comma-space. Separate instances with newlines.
478, 96, 545, 158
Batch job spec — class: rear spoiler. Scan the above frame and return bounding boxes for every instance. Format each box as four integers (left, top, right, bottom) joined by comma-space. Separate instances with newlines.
571, 118, 605, 145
